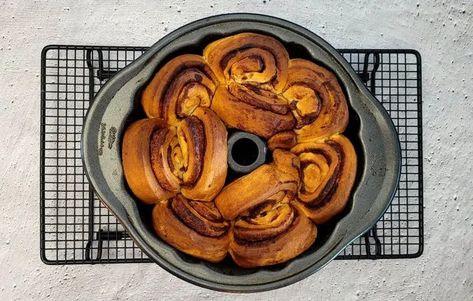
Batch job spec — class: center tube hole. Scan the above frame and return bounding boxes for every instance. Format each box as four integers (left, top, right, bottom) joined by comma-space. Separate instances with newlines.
227, 131, 267, 175
231, 138, 259, 166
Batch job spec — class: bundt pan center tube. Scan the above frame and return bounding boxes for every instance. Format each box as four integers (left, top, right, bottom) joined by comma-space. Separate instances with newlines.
227, 131, 267, 174
82, 13, 401, 292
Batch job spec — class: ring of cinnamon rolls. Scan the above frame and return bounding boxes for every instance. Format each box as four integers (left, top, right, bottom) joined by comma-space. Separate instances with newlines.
122, 33, 357, 267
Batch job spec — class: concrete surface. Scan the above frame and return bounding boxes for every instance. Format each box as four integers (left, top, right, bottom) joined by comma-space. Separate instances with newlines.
1, 0, 472, 300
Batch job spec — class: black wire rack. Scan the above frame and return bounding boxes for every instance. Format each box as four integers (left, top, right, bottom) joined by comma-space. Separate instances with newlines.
40, 45, 423, 264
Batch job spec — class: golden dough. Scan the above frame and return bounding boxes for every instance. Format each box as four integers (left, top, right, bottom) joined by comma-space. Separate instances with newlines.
122, 33, 357, 268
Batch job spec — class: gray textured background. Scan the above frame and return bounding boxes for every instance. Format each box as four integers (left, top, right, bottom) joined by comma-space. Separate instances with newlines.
1, 0, 472, 300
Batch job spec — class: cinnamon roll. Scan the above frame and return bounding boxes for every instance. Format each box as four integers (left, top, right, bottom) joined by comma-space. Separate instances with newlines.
141, 54, 219, 125
204, 33, 295, 138
152, 194, 229, 262
122, 32, 358, 268
150, 107, 227, 201
215, 149, 300, 220
180, 107, 228, 201
203, 32, 289, 91
230, 203, 316, 268
291, 134, 357, 224
122, 118, 176, 204
215, 150, 316, 267
283, 59, 348, 141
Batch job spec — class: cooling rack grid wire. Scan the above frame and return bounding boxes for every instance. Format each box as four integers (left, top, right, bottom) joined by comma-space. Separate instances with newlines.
40, 46, 423, 264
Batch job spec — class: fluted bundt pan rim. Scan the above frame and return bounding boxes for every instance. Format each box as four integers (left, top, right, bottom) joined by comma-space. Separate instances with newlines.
82, 13, 401, 292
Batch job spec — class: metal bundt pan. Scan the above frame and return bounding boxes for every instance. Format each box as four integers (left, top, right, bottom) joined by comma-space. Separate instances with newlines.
82, 13, 401, 292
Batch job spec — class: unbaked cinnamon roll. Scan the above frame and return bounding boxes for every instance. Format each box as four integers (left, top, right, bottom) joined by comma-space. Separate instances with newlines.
291, 134, 357, 224
282, 59, 348, 141
141, 54, 219, 125
152, 194, 229, 262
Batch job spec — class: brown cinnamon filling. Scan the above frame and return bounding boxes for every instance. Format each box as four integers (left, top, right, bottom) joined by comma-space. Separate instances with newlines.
284, 82, 322, 128
246, 200, 276, 220
228, 83, 288, 114
176, 82, 213, 117
170, 195, 228, 237
230, 55, 265, 75
305, 141, 344, 209
189, 200, 223, 222
298, 149, 331, 195
234, 210, 300, 247
179, 116, 205, 185
219, 45, 260, 70
194, 74, 203, 82
234, 199, 295, 241
323, 80, 342, 107
150, 128, 179, 191
219, 44, 282, 87
161, 66, 215, 119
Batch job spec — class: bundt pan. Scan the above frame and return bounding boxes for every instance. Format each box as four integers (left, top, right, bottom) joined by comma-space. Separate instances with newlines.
82, 13, 401, 292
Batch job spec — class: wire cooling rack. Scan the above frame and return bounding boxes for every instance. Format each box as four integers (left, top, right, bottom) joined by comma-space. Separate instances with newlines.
40, 46, 423, 264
